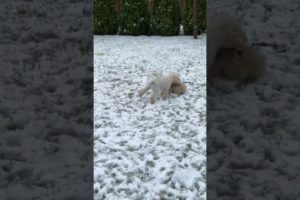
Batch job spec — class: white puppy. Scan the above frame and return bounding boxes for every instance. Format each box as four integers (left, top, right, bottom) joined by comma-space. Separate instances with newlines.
139, 72, 182, 104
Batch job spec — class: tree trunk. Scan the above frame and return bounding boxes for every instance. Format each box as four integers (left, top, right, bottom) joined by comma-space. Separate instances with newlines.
192, 0, 198, 39
115, 0, 121, 16
148, 0, 154, 14
179, 0, 186, 19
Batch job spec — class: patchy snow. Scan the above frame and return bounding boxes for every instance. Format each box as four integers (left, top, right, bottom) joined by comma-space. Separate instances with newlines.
208, 0, 300, 199
94, 35, 206, 200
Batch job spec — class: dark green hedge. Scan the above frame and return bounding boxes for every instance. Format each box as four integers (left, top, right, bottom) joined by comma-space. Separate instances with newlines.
182, 0, 206, 35
118, 0, 149, 35
94, 0, 118, 35
149, 0, 181, 36
198, 0, 206, 33
94, 0, 206, 36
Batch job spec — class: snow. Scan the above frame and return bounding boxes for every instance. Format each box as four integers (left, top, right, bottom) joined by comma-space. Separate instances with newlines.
208, 0, 300, 199
94, 35, 206, 200
0, 0, 93, 199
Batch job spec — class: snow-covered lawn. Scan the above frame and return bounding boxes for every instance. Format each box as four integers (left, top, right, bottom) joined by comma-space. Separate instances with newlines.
94, 35, 206, 200
208, 1, 300, 199
0, 0, 93, 199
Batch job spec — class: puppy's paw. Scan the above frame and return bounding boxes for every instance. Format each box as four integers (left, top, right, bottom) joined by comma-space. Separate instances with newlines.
150, 96, 156, 104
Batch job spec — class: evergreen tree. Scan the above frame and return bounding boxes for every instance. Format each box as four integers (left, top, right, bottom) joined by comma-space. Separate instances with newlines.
94, 0, 118, 35
119, 0, 149, 35
149, 0, 181, 36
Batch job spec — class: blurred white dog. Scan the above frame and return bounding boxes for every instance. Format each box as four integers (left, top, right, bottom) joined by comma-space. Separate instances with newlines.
208, 12, 265, 81
207, 12, 248, 74
212, 46, 266, 81
139, 72, 186, 104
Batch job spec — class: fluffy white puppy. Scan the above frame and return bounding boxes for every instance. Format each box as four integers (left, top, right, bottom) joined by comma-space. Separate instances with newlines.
139, 72, 184, 104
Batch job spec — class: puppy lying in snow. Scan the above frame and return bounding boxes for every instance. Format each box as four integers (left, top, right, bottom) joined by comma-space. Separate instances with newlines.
139, 72, 186, 104
208, 12, 266, 81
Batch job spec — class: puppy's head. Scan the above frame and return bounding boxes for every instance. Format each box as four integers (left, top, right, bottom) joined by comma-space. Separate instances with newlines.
167, 73, 181, 84
170, 82, 187, 95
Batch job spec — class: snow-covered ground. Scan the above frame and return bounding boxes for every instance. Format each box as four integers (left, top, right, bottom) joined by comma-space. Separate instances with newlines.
0, 0, 93, 199
94, 35, 206, 200
208, 1, 300, 199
